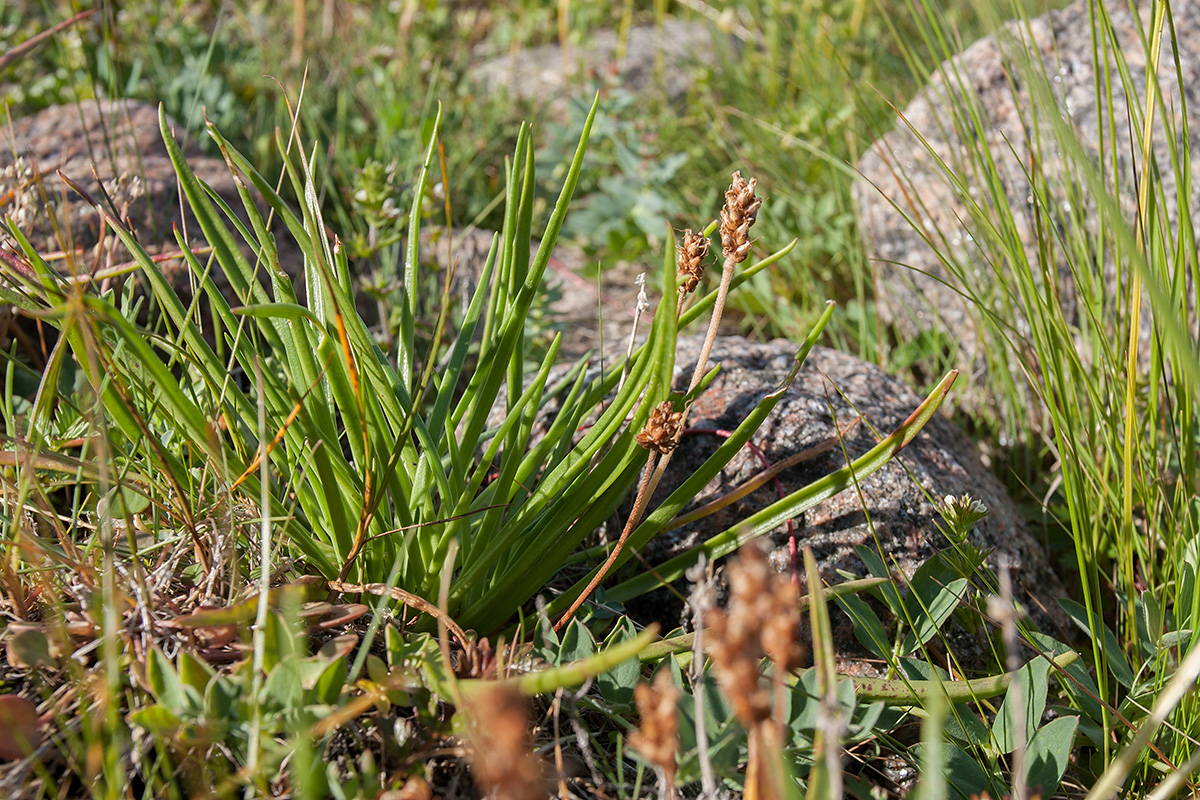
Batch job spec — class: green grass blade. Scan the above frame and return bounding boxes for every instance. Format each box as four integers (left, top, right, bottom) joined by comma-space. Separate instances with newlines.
606, 368, 958, 603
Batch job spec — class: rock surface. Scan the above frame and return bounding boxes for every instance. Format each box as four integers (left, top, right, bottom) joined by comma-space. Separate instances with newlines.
469, 20, 728, 113
853, 0, 1198, 412
420, 226, 665, 362
632, 335, 1067, 657
0, 99, 304, 350
1, 99, 243, 265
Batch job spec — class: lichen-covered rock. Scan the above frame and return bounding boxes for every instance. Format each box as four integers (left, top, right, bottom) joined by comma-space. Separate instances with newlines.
853, 0, 1198, 415
630, 336, 1067, 657
0, 99, 303, 349
663, 337, 1061, 589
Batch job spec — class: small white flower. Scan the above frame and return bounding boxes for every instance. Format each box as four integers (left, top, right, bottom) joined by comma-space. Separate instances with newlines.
635, 272, 649, 312
941, 493, 989, 544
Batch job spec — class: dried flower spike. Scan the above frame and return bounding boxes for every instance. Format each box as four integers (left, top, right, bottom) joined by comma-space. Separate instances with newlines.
465, 685, 546, 800
676, 229, 710, 294
706, 605, 772, 727
635, 401, 685, 454
704, 542, 804, 728
629, 670, 680, 794
719, 171, 762, 264
761, 574, 805, 672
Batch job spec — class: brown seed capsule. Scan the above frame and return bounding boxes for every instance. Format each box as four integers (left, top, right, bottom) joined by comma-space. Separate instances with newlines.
704, 542, 805, 728
465, 684, 546, 800
635, 400, 685, 454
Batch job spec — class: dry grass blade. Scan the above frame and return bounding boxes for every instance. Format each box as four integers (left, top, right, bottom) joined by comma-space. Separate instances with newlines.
0, 9, 97, 71
326, 579, 470, 645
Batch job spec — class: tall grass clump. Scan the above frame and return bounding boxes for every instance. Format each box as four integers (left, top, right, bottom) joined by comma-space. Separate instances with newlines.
868, 0, 1200, 791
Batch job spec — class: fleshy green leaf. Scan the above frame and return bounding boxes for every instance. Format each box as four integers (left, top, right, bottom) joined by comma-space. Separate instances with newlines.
597, 618, 642, 707
146, 648, 187, 713
129, 705, 183, 737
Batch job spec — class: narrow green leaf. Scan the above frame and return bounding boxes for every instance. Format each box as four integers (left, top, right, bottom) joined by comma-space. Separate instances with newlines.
398, 104, 444, 390
835, 593, 891, 661
232, 303, 325, 327
854, 545, 905, 614
607, 369, 959, 602
901, 577, 968, 655
1059, 598, 1135, 689
909, 741, 997, 800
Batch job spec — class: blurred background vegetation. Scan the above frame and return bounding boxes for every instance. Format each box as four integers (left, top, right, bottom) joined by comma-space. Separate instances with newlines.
0, 0, 1052, 364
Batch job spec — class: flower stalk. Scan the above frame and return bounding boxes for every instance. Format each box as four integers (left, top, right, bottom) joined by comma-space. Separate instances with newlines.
553, 172, 762, 631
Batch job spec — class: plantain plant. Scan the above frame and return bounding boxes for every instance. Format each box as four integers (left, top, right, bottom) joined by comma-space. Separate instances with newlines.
1, 96, 958, 641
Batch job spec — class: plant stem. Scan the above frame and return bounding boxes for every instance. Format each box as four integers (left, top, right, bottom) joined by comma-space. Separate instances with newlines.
553, 452, 658, 631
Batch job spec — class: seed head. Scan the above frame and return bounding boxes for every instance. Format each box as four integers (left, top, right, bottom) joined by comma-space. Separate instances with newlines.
704, 542, 804, 727
628, 670, 680, 787
465, 685, 546, 800
706, 606, 772, 726
635, 401, 684, 454
719, 171, 762, 264
676, 229, 710, 294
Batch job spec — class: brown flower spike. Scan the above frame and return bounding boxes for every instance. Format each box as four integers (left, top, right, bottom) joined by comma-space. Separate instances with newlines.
676, 229, 710, 294
704, 543, 803, 799
465, 685, 546, 800
635, 401, 685, 454
629, 670, 680, 796
719, 171, 762, 264
705, 542, 804, 728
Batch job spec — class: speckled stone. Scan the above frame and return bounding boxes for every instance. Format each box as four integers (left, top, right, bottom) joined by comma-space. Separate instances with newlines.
469, 20, 730, 113
0, 99, 303, 345
1, 99, 243, 262
612, 335, 1070, 670
651, 336, 1065, 611
853, 0, 1198, 415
